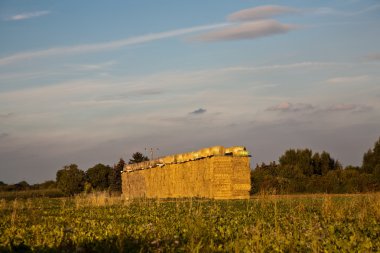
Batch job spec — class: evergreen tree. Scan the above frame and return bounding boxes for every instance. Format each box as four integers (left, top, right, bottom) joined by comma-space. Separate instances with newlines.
128, 152, 149, 164
362, 137, 380, 174
109, 158, 125, 193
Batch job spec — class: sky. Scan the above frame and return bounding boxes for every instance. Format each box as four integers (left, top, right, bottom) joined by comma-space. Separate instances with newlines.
0, 0, 379, 184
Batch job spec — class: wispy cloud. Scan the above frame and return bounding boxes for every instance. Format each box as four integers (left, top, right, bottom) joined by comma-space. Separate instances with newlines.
194, 4, 299, 42
0, 5, 301, 65
215, 61, 342, 73
95, 88, 163, 102
0, 60, 117, 84
228, 5, 299, 22
0, 23, 227, 66
0, 112, 14, 119
313, 4, 380, 16
364, 53, 380, 61
267, 102, 373, 114
0, 133, 10, 139
6, 10, 50, 21
326, 75, 369, 84
189, 108, 207, 115
267, 102, 314, 112
194, 20, 297, 42
359, 3, 380, 13
0, 60, 347, 87
325, 104, 373, 113
312, 7, 348, 16
66, 61, 117, 71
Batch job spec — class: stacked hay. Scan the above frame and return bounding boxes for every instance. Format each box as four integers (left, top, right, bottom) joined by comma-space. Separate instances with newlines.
231, 157, 251, 199
122, 146, 251, 199
212, 156, 233, 199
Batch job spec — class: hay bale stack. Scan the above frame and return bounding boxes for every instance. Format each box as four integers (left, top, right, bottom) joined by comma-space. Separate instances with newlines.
122, 146, 251, 199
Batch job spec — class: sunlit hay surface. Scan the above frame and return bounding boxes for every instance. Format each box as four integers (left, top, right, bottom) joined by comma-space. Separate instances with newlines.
122, 156, 251, 200
0, 193, 379, 252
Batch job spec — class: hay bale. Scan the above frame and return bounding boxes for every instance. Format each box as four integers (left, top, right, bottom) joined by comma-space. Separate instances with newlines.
175, 154, 184, 163
210, 146, 225, 156
122, 146, 251, 199
163, 155, 175, 164
200, 148, 211, 158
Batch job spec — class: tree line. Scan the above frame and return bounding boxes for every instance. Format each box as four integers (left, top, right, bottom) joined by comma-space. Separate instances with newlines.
55, 152, 148, 196
1, 137, 380, 196
251, 137, 380, 194
0, 152, 149, 196
0, 180, 56, 192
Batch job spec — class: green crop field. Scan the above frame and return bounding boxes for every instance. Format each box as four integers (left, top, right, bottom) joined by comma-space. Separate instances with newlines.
1, 193, 379, 252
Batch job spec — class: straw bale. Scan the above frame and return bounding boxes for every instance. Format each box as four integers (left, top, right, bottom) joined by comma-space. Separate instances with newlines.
175, 154, 184, 163
191, 151, 200, 160
122, 155, 250, 200
163, 155, 175, 164
200, 148, 211, 158
210, 146, 225, 156
182, 153, 191, 162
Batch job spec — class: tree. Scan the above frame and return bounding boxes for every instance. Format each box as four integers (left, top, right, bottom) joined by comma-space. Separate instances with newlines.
128, 152, 149, 164
37, 180, 57, 189
320, 151, 340, 175
56, 164, 85, 196
373, 164, 380, 184
109, 158, 125, 193
0, 182, 6, 192
15, 181, 30, 191
279, 149, 340, 177
279, 149, 314, 176
312, 153, 322, 175
86, 163, 112, 191
362, 137, 380, 174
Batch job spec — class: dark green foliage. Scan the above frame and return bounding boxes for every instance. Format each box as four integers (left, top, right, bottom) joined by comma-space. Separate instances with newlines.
86, 164, 112, 191
56, 164, 85, 196
251, 148, 378, 194
362, 137, 380, 173
345, 165, 361, 171
279, 149, 340, 177
0, 188, 64, 200
14, 181, 30, 191
0, 180, 58, 193
36, 180, 57, 189
279, 149, 314, 176
109, 158, 125, 193
0, 181, 29, 191
128, 152, 149, 164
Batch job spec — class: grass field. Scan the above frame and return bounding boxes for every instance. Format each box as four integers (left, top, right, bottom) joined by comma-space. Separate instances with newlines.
1, 193, 379, 252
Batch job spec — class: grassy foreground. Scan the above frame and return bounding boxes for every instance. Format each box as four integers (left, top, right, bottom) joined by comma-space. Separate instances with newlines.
1, 193, 379, 252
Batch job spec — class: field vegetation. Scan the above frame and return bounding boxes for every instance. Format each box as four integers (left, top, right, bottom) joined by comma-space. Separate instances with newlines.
1, 138, 379, 252
1, 193, 379, 252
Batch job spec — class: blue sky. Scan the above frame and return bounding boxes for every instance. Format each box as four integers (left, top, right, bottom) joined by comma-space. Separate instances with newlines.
0, 0, 379, 184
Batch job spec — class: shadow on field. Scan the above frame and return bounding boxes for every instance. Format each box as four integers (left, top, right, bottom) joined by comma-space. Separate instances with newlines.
0, 235, 150, 253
